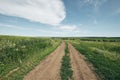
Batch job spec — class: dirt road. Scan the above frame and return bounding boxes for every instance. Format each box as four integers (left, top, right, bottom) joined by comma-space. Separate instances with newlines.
23, 42, 65, 80
68, 43, 98, 80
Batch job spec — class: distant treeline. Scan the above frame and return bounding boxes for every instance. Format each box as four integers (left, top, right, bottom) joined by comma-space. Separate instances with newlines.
58, 37, 120, 42
79, 37, 120, 42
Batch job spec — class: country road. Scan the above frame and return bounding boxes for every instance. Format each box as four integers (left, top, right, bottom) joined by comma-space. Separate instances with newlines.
23, 42, 98, 80
23, 42, 65, 80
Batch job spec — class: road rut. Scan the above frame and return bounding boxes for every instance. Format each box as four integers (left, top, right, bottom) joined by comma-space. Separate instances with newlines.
23, 42, 65, 80
68, 43, 98, 80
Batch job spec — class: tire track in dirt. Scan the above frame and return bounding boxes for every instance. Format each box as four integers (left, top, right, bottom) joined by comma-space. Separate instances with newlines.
68, 43, 98, 80
23, 42, 65, 80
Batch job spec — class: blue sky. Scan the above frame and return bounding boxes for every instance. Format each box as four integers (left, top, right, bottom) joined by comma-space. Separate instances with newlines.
0, 0, 120, 37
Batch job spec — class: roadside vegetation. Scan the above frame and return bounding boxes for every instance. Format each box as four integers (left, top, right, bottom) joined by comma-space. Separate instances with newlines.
70, 39, 120, 80
60, 43, 73, 80
0, 35, 61, 80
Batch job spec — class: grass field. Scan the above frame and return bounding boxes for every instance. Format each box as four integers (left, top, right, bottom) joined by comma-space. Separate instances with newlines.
0, 35, 61, 80
70, 38, 120, 80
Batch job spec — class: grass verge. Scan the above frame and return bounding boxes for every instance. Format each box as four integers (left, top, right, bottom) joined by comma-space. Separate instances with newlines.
0, 37, 61, 80
72, 41, 120, 80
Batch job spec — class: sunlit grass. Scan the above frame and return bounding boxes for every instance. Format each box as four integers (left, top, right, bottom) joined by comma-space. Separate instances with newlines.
71, 40, 120, 80
0, 36, 61, 80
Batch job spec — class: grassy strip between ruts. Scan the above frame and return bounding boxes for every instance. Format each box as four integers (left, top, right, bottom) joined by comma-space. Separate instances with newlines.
60, 43, 73, 80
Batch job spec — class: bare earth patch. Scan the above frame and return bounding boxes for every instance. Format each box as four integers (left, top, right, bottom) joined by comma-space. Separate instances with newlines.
68, 43, 98, 80
23, 42, 65, 80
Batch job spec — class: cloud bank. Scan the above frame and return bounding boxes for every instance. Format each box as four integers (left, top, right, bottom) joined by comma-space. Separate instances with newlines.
59, 25, 77, 31
0, 0, 66, 25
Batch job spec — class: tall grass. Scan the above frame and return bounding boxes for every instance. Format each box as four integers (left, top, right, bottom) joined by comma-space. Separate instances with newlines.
0, 36, 61, 80
71, 40, 120, 80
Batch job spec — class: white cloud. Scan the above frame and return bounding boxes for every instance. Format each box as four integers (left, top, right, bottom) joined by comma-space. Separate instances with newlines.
56, 24, 89, 37
0, 0, 66, 25
59, 25, 77, 31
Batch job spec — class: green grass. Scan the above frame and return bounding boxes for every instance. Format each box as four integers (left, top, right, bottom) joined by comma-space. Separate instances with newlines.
71, 40, 120, 80
60, 43, 73, 80
0, 36, 61, 80
63, 37, 120, 42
